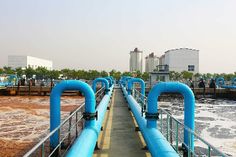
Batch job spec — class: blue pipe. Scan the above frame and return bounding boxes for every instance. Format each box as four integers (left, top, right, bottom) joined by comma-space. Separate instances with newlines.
221, 85, 236, 89
124, 76, 132, 89
50, 80, 96, 148
231, 77, 236, 86
105, 76, 113, 87
121, 84, 178, 157
92, 78, 110, 93
67, 87, 113, 157
127, 78, 145, 101
216, 77, 225, 87
147, 82, 195, 151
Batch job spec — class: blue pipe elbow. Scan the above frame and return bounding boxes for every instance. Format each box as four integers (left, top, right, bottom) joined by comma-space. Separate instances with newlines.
50, 80, 96, 148
92, 78, 110, 93
105, 77, 113, 87
216, 77, 225, 87
147, 82, 195, 151
127, 78, 145, 101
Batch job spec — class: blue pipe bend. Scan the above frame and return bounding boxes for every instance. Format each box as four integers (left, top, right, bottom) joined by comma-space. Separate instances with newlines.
127, 78, 145, 98
92, 78, 110, 93
216, 77, 225, 87
105, 77, 113, 87
147, 82, 195, 151
50, 80, 96, 148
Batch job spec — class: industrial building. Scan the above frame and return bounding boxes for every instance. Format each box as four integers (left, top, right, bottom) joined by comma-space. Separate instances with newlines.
129, 48, 143, 73
145, 53, 159, 73
161, 48, 199, 73
8, 55, 53, 70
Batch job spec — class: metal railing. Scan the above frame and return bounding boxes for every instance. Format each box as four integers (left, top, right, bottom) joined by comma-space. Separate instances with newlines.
24, 87, 105, 157
132, 89, 228, 157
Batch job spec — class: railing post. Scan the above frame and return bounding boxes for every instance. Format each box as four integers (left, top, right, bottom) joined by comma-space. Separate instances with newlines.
41, 142, 45, 157
188, 131, 191, 157
68, 112, 72, 143
208, 146, 211, 157
167, 114, 169, 141
160, 109, 163, 133
58, 127, 61, 157
76, 112, 78, 138
170, 116, 173, 145
175, 122, 179, 153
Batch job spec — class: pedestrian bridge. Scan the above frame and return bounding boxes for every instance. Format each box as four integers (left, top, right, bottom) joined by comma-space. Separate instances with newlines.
24, 77, 228, 157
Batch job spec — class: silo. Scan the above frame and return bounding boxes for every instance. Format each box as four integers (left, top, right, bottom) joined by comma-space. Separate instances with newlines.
129, 48, 143, 73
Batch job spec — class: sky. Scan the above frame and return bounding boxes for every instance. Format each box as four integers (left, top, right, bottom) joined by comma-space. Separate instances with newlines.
0, 0, 236, 73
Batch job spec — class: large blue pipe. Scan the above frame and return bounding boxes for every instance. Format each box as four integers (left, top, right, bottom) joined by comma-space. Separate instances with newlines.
127, 78, 145, 101
66, 83, 114, 157
147, 82, 195, 151
92, 78, 109, 93
50, 80, 96, 148
121, 84, 178, 157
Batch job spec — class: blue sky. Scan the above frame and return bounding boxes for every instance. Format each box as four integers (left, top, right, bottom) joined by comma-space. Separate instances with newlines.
0, 0, 236, 73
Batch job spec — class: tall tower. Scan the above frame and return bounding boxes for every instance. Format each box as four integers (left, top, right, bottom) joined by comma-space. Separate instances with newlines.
129, 48, 143, 73
145, 52, 159, 73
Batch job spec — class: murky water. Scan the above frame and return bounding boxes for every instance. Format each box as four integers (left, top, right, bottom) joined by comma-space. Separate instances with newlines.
159, 98, 236, 156
0, 96, 84, 156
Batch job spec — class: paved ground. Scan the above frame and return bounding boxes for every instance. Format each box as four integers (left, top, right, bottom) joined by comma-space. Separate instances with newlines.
94, 88, 151, 157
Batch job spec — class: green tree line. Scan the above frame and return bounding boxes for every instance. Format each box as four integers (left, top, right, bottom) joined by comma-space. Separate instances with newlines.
0, 67, 149, 81
1, 66, 235, 81
170, 71, 236, 81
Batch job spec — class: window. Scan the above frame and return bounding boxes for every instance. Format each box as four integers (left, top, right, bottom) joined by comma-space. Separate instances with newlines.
188, 65, 195, 71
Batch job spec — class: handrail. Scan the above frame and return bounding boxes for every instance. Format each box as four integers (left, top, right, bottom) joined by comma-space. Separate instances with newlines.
24, 103, 85, 157
133, 88, 228, 157
24, 86, 106, 157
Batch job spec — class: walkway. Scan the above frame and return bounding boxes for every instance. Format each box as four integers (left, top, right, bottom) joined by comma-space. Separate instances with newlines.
93, 88, 150, 157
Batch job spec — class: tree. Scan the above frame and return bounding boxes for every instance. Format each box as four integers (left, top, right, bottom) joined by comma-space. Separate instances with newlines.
122, 71, 132, 77
181, 71, 193, 80
3, 66, 14, 74
25, 67, 35, 79
35, 67, 49, 80
15, 67, 24, 78
0, 68, 3, 74
49, 70, 60, 79
141, 72, 149, 81
100, 70, 108, 77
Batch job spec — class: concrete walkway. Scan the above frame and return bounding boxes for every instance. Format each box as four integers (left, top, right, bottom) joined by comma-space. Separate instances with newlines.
93, 88, 150, 157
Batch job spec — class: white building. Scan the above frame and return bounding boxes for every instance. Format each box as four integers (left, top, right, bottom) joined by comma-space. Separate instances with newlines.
161, 48, 199, 73
8, 55, 53, 70
145, 52, 159, 73
130, 48, 143, 73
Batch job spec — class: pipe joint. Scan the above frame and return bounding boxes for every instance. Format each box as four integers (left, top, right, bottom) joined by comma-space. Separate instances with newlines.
83, 111, 98, 121
145, 112, 159, 120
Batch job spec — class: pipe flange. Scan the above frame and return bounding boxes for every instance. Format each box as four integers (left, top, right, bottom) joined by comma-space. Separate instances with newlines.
83, 111, 98, 120
105, 89, 110, 93
145, 112, 159, 120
